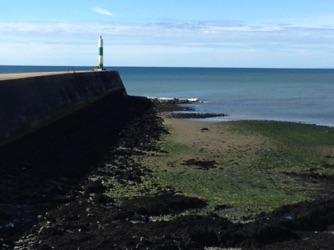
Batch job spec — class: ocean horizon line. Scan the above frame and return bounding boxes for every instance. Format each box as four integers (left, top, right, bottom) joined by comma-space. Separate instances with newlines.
0, 65, 333, 71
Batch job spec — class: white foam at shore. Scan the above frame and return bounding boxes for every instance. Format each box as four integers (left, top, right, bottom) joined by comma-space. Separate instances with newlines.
147, 96, 203, 103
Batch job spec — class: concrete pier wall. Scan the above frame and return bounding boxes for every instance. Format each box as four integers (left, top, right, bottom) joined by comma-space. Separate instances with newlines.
0, 71, 126, 141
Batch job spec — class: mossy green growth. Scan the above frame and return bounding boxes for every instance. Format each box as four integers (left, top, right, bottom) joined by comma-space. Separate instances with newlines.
161, 139, 191, 154
228, 120, 334, 148
228, 121, 334, 170
153, 163, 311, 221
142, 120, 334, 221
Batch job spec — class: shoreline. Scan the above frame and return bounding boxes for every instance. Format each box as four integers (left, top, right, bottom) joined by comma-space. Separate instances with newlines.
152, 97, 334, 128
1, 96, 334, 249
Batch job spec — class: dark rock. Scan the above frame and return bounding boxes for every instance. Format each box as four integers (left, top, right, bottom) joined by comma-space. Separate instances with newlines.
182, 159, 217, 170
84, 180, 105, 194
190, 230, 219, 245
170, 112, 227, 119
92, 194, 113, 204
37, 244, 53, 250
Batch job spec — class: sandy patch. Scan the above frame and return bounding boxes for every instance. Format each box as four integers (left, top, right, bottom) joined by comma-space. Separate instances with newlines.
163, 117, 273, 161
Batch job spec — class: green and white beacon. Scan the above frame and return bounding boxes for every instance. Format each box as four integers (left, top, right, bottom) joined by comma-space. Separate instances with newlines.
95, 35, 105, 71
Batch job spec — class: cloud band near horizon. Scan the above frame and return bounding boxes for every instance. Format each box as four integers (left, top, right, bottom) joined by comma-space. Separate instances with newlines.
0, 19, 333, 67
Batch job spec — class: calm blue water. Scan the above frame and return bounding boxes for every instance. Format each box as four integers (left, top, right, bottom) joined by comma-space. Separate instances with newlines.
1, 65, 334, 126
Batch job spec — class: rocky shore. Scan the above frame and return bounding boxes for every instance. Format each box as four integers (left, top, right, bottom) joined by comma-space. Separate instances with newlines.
151, 97, 227, 119
1, 96, 334, 249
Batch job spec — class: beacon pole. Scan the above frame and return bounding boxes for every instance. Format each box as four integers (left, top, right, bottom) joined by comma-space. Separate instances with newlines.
98, 35, 103, 70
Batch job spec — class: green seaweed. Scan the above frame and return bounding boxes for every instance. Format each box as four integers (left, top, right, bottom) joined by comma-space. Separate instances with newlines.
142, 120, 334, 221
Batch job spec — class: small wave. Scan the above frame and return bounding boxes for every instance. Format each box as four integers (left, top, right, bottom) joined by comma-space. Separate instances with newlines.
147, 96, 203, 103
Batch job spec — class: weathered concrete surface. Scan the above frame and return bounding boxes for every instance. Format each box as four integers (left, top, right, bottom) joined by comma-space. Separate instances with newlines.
0, 71, 87, 80
0, 70, 126, 141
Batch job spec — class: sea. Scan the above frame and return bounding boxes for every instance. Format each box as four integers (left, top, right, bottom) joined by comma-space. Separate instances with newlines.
1, 65, 334, 127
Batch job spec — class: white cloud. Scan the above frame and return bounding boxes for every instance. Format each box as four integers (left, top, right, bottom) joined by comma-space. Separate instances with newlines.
261, 14, 334, 30
92, 7, 114, 17
0, 19, 333, 67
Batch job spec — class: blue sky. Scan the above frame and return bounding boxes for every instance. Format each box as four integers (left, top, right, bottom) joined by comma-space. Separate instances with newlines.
0, 0, 333, 68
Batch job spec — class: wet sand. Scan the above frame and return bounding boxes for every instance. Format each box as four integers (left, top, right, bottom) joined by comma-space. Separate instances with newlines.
163, 117, 272, 157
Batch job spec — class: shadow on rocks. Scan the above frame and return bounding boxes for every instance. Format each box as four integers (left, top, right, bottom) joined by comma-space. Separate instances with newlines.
0, 93, 154, 248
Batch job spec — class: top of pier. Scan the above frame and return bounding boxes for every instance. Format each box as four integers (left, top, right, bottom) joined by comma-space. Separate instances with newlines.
0, 71, 90, 81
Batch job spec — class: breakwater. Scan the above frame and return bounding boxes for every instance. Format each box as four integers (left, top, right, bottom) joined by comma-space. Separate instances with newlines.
0, 70, 126, 143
